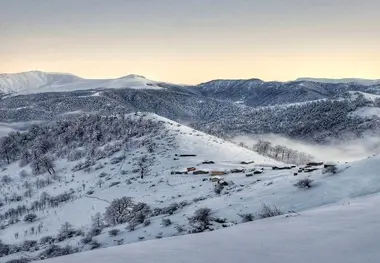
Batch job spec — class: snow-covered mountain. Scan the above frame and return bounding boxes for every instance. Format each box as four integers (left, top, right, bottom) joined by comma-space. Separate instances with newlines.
1, 71, 380, 144
1, 112, 380, 262
197, 78, 380, 107
2, 70, 380, 263
0, 71, 162, 95
297, 77, 380, 86
1, 75, 380, 143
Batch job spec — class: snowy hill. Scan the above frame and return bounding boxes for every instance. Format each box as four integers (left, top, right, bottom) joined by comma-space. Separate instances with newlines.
39, 192, 380, 263
0, 71, 162, 95
297, 77, 380, 86
0, 112, 280, 261
2, 112, 380, 262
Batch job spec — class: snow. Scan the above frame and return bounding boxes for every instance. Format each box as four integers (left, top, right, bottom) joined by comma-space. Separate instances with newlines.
39, 193, 380, 263
0, 113, 280, 245
0, 125, 15, 138
297, 77, 380, 86
0, 120, 44, 137
0, 71, 163, 95
2, 113, 380, 262
350, 107, 380, 117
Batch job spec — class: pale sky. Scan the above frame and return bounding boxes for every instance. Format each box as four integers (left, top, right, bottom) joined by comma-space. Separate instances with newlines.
1, 0, 380, 84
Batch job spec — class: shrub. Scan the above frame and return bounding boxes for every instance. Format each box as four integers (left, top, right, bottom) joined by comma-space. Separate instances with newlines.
48, 192, 73, 207
127, 221, 137, 232
5, 258, 31, 263
213, 217, 227, 224
130, 202, 151, 223
161, 218, 172, 227
108, 229, 120, 237
1, 175, 12, 184
110, 156, 125, 165
67, 149, 85, 162
109, 181, 121, 188
0, 239, 11, 257
39, 236, 54, 245
161, 203, 179, 215
151, 208, 163, 217
294, 178, 314, 189
19, 170, 30, 179
56, 222, 80, 242
188, 208, 213, 233
214, 184, 224, 194
323, 165, 338, 174
21, 240, 37, 252
104, 197, 134, 226
94, 163, 104, 170
80, 235, 93, 244
132, 212, 146, 225
257, 204, 283, 219
239, 213, 255, 222
23, 213, 37, 223
72, 159, 95, 172
192, 196, 207, 203
155, 232, 163, 239
8, 244, 22, 255
90, 240, 101, 250
99, 172, 108, 178
179, 200, 190, 207
143, 219, 151, 227
89, 227, 102, 237
38, 245, 77, 259
175, 225, 185, 234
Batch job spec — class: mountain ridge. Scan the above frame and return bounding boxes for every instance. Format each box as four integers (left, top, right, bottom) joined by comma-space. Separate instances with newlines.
296, 77, 380, 86
2, 70, 380, 95
0, 71, 156, 95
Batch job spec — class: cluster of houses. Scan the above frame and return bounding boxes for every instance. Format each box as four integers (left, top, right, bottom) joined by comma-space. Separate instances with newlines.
172, 154, 335, 179
171, 154, 262, 177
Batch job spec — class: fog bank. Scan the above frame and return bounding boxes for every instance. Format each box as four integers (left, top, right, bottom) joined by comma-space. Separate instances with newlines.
233, 134, 380, 163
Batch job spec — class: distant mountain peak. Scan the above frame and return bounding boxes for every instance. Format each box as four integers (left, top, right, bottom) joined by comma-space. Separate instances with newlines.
0, 71, 160, 95
119, 74, 147, 79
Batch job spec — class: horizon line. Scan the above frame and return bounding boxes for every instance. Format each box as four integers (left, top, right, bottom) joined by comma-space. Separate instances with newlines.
1, 69, 380, 85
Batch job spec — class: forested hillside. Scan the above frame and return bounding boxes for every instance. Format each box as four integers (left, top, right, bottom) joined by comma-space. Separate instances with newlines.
192, 93, 380, 143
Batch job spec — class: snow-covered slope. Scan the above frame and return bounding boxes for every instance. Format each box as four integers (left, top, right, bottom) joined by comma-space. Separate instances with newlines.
297, 77, 380, 86
0, 71, 162, 95
0, 113, 281, 260
2, 113, 380, 262
0, 113, 380, 262
38, 192, 380, 263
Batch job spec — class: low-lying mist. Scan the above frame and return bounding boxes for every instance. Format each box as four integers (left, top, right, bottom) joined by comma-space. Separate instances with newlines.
0, 121, 45, 138
233, 134, 380, 163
